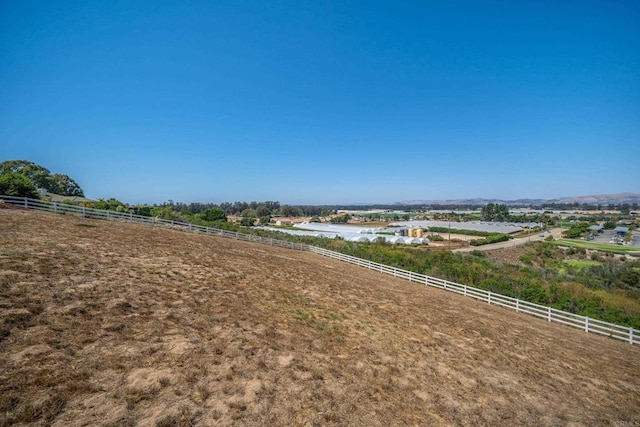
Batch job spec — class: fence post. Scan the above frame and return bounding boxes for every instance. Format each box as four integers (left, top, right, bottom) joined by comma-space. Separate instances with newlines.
630, 328, 634, 345
548, 307, 552, 322
464, 285, 467, 296
24, 197, 28, 208
585, 317, 589, 333
54, 202, 58, 213
82, 207, 86, 218
488, 292, 491, 304
516, 299, 519, 313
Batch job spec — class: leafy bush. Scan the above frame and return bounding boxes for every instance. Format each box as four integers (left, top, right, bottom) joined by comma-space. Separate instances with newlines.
563, 221, 591, 239
330, 214, 350, 224
469, 234, 510, 246
519, 254, 533, 265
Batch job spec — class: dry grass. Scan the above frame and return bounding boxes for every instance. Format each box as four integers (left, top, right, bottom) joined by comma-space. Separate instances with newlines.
0, 208, 639, 426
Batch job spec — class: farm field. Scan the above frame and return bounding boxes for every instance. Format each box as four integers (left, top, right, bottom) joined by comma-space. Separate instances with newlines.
1, 208, 639, 426
553, 238, 640, 254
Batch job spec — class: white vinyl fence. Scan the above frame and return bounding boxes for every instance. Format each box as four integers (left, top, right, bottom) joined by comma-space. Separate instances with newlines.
1, 195, 637, 346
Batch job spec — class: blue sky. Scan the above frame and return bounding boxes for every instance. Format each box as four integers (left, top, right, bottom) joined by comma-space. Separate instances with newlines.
1, 0, 639, 204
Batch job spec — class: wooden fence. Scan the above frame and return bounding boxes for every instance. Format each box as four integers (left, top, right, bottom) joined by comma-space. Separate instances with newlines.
1, 195, 637, 346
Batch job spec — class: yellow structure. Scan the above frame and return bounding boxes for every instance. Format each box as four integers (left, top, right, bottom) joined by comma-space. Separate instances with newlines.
407, 228, 423, 237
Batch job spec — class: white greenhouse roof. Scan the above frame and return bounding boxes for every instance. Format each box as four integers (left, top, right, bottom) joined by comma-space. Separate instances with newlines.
258, 227, 428, 245
294, 222, 385, 234
388, 220, 525, 234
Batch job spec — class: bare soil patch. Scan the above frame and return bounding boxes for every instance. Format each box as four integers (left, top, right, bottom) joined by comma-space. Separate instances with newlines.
484, 245, 530, 265
1, 209, 639, 426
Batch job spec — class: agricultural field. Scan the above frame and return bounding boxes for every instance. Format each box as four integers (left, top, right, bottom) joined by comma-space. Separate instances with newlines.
553, 238, 640, 254
1, 207, 639, 426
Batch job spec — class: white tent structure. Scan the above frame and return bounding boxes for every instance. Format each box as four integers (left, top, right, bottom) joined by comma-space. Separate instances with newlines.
402, 237, 423, 245
386, 236, 407, 244
258, 227, 429, 245
389, 220, 526, 234
345, 235, 371, 243
294, 222, 385, 234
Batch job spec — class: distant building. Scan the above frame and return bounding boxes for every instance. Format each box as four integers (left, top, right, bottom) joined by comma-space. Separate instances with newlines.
614, 226, 629, 236
588, 225, 604, 233
274, 218, 306, 226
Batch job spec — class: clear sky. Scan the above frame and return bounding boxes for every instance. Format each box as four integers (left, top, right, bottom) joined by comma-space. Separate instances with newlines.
1, 1, 639, 204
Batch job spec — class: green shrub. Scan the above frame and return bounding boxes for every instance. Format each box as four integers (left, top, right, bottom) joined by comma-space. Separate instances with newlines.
519, 254, 533, 265
470, 234, 510, 246
0, 172, 39, 198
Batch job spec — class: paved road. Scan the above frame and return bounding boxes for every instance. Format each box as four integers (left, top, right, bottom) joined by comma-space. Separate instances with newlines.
453, 228, 562, 253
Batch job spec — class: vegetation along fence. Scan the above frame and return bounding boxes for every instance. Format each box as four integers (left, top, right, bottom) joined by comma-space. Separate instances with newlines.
2, 195, 637, 346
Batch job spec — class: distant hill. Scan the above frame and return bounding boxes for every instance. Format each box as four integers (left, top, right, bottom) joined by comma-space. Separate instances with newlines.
398, 192, 640, 206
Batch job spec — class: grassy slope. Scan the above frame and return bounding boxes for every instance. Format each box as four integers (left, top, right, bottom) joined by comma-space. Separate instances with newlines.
0, 208, 639, 426
554, 239, 640, 254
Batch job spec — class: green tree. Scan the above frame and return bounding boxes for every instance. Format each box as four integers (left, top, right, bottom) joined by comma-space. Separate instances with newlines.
199, 208, 227, 222
241, 208, 257, 219
563, 221, 591, 239
87, 198, 128, 211
255, 205, 271, 218
0, 160, 84, 196
0, 172, 40, 198
240, 217, 256, 226
0, 160, 51, 189
47, 173, 84, 196
481, 203, 509, 221
259, 216, 271, 225
330, 214, 350, 224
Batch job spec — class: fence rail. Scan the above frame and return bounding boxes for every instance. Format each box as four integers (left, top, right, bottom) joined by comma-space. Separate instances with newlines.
306, 246, 638, 345
1, 195, 637, 346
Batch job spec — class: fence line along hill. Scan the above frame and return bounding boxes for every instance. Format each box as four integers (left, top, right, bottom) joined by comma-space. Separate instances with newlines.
1, 207, 639, 426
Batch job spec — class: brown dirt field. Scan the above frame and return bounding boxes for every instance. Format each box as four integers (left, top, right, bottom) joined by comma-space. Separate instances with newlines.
1, 209, 639, 426
484, 245, 530, 265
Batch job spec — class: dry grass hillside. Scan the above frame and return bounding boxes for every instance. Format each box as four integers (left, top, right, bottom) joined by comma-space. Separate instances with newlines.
1, 207, 639, 426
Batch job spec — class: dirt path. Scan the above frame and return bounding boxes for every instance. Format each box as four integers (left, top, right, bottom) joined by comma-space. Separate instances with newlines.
453, 228, 562, 253
1, 210, 638, 426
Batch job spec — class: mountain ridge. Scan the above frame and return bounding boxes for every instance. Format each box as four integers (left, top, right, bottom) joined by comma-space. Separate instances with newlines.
396, 192, 640, 206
